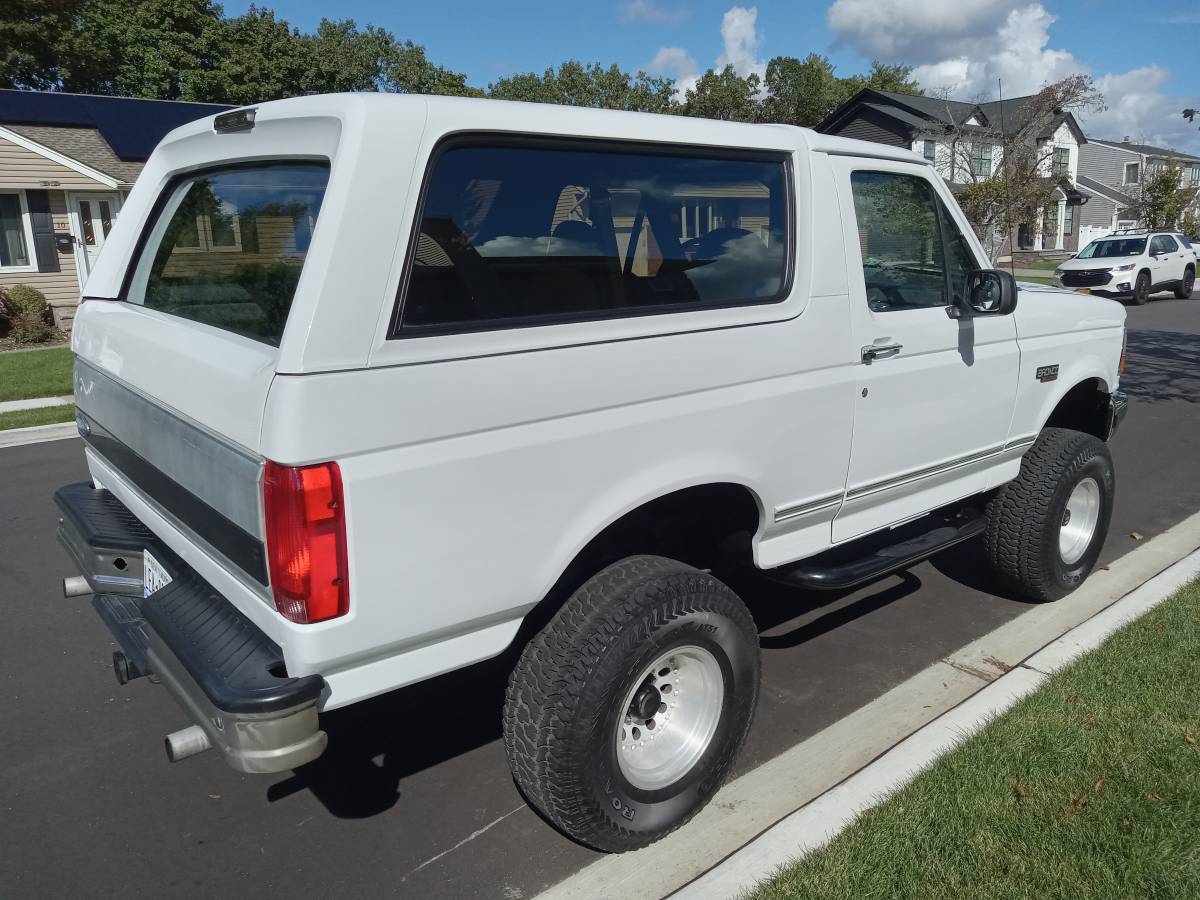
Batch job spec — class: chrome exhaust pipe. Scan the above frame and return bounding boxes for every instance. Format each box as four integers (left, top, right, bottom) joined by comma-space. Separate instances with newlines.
63, 575, 92, 598
164, 725, 213, 763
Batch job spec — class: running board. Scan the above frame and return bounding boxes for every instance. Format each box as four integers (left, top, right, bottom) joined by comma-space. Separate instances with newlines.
769, 509, 986, 591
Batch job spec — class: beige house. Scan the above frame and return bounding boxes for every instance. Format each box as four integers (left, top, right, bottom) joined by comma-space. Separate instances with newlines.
0, 90, 228, 330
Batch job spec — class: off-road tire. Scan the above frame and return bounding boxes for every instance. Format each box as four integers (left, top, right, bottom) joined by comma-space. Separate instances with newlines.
503, 555, 759, 852
1132, 271, 1151, 305
984, 427, 1114, 602
1175, 266, 1195, 300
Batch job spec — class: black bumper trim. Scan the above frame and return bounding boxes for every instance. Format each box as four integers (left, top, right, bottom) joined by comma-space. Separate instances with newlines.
56, 483, 323, 715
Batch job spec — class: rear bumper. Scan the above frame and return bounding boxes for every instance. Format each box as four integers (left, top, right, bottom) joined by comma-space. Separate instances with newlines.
55, 482, 327, 773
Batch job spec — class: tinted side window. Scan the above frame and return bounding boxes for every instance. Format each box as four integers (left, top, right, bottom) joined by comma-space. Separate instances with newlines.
395, 140, 790, 333
850, 171, 948, 312
1154, 235, 1178, 253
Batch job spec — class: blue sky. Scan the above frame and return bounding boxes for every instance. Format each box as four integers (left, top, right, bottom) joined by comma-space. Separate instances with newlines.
226, 0, 1200, 151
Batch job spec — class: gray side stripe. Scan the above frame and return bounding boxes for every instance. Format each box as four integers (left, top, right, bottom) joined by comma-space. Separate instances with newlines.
774, 492, 843, 523
73, 360, 264, 537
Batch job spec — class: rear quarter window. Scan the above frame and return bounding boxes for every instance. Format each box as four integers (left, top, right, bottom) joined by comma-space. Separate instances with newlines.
392, 136, 792, 336
125, 162, 330, 346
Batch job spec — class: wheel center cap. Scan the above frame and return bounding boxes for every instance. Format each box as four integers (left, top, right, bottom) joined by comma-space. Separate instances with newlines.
631, 684, 662, 721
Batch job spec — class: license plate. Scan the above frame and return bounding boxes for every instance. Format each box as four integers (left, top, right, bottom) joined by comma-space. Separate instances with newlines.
143, 549, 173, 598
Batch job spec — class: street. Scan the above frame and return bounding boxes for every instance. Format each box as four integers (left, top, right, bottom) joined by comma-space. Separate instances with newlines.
2, 295, 1199, 899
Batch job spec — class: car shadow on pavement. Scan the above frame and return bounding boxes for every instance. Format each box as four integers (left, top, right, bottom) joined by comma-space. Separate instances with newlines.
267, 652, 514, 819
1121, 329, 1200, 404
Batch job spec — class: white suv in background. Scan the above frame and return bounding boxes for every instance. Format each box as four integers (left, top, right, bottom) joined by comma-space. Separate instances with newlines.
1055, 230, 1197, 303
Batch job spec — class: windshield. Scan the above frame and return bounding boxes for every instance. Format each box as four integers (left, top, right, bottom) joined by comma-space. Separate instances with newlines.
1077, 238, 1145, 259
126, 162, 330, 346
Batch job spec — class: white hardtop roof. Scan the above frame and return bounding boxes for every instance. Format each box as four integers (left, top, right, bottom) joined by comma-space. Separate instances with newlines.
160, 92, 929, 165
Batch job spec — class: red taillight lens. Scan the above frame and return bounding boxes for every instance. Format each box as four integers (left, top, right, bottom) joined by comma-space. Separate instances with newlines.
263, 460, 349, 624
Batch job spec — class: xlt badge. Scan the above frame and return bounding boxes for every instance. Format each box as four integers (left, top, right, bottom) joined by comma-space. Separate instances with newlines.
1037, 365, 1059, 383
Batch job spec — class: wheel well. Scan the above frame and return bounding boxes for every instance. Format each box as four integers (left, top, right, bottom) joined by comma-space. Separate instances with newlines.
510, 483, 761, 649
1044, 378, 1110, 439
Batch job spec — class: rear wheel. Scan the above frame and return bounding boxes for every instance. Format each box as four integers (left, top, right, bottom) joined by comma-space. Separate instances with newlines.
984, 428, 1114, 602
503, 555, 759, 852
1132, 271, 1151, 305
1175, 266, 1195, 299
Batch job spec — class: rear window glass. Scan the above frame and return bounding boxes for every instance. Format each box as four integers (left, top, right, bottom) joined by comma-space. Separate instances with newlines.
395, 139, 790, 334
127, 162, 330, 345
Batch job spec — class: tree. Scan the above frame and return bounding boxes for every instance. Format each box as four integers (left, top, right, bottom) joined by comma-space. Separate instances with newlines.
60, 0, 221, 100
932, 74, 1105, 259
1128, 161, 1199, 230
0, 0, 85, 90
854, 60, 923, 96
759, 54, 844, 127
682, 65, 760, 122
488, 61, 673, 113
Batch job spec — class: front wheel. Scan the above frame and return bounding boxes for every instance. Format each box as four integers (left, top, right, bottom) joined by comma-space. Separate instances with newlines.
984, 428, 1115, 602
1132, 271, 1151, 305
503, 555, 759, 852
1175, 266, 1195, 300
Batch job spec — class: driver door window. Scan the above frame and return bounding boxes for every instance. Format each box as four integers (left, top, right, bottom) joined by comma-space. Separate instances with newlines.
850, 172, 948, 312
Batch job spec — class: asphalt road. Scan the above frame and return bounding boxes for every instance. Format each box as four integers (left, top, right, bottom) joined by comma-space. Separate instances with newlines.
3, 294, 1199, 899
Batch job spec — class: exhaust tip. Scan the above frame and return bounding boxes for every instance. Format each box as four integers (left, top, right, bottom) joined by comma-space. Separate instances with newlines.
63, 575, 92, 598
164, 725, 213, 763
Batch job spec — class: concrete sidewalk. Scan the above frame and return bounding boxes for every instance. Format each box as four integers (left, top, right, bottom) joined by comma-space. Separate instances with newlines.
0, 395, 74, 414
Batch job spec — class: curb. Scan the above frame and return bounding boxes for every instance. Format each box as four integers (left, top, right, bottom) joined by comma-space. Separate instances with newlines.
678, 540, 1200, 899
534, 509, 1200, 900
0, 421, 79, 449
0, 395, 75, 414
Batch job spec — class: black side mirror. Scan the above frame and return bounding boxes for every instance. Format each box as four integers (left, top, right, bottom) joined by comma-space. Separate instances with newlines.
954, 269, 1017, 317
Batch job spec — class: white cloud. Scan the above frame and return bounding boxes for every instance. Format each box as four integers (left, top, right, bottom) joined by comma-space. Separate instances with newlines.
619, 0, 689, 26
827, 0, 1022, 64
647, 4, 766, 100
648, 46, 700, 99
827, 0, 1200, 154
716, 6, 766, 80
1084, 68, 1200, 152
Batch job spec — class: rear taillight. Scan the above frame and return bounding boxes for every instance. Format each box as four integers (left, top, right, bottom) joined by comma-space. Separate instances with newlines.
263, 460, 349, 624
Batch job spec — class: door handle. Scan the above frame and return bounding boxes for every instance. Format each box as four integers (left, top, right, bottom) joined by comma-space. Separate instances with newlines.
862, 341, 903, 362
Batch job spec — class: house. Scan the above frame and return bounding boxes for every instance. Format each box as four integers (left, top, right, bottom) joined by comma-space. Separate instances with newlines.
0, 90, 229, 329
817, 88, 1088, 254
1077, 137, 1200, 243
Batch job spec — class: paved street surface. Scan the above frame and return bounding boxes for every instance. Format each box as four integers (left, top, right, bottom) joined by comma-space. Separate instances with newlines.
3, 294, 1199, 898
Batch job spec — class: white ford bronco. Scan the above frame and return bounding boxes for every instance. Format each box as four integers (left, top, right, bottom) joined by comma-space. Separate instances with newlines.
56, 94, 1128, 852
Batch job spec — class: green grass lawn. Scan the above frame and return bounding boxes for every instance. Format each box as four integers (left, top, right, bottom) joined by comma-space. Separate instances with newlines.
1018, 275, 1057, 286
0, 403, 75, 431
0, 346, 74, 402
749, 579, 1200, 900
1023, 259, 1063, 271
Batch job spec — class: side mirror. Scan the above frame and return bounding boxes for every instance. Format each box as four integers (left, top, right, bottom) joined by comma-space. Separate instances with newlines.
956, 269, 1017, 317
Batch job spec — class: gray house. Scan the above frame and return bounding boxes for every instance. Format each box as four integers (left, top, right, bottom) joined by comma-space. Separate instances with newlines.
1077, 138, 1200, 244
818, 88, 1087, 254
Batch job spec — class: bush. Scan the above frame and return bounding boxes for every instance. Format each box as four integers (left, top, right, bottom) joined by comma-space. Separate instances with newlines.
4, 284, 57, 344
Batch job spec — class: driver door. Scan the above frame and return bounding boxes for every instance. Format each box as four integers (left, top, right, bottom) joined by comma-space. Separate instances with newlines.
830, 159, 1020, 542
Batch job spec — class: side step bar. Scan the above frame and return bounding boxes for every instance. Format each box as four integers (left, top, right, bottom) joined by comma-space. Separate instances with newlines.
769, 508, 986, 591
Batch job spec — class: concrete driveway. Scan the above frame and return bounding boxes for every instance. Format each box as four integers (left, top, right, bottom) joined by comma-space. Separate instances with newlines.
2, 295, 1199, 899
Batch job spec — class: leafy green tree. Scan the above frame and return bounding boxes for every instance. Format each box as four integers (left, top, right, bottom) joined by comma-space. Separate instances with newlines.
1129, 161, 1199, 230
489, 61, 674, 113
61, 0, 221, 100
383, 41, 482, 97
853, 60, 923, 96
682, 65, 761, 122
188, 5, 305, 104
759, 54, 844, 127
0, 0, 85, 90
